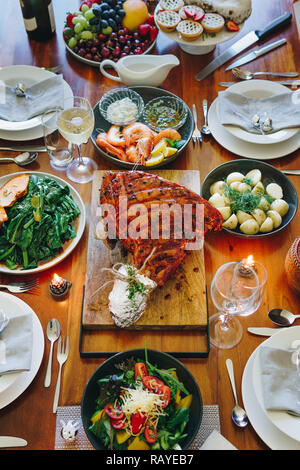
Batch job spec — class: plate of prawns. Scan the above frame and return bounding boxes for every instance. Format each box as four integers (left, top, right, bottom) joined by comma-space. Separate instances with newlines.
91, 86, 193, 169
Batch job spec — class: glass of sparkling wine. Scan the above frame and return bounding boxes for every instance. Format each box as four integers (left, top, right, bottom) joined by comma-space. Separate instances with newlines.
58, 96, 97, 184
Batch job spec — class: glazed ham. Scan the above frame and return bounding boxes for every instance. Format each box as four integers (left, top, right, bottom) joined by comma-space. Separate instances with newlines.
100, 171, 223, 286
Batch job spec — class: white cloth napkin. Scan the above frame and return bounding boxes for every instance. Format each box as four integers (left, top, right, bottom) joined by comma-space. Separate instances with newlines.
218, 89, 300, 134
0, 74, 64, 122
259, 345, 300, 415
199, 430, 237, 450
0, 312, 33, 375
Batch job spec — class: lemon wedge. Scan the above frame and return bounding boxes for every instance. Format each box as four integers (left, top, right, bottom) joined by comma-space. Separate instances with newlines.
165, 147, 177, 157
151, 139, 167, 157
145, 152, 165, 166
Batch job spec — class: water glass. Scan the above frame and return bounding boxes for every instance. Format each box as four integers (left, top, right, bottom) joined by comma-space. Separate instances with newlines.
42, 108, 75, 170
239, 261, 267, 316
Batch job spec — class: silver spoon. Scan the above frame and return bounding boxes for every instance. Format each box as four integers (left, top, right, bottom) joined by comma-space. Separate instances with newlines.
232, 68, 298, 80
0, 152, 38, 167
201, 99, 211, 135
225, 359, 248, 428
44, 319, 61, 388
268, 308, 300, 327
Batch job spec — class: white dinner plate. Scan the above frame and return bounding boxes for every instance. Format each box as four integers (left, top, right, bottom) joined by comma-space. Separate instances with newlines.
208, 97, 300, 159
0, 66, 73, 140
0, 171, 86, 274
242, 334, 300, 450
252, 326, 300, 442
0, 292, 44, 409
218, 80, 299, 145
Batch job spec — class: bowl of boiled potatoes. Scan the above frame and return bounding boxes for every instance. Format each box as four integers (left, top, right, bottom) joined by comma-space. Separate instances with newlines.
201, 160, 298, 237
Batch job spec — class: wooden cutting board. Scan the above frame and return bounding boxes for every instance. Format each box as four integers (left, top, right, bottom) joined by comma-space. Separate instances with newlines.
82, 170, 208, 330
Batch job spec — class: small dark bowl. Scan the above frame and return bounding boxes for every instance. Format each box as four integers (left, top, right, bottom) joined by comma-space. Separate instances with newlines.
201, 159, 298, 238
81, 348, 203, 450
91, 86, 193, 169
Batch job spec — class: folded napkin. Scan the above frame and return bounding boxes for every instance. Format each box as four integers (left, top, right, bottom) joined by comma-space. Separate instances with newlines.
259, 345, 300, 415
199, 430, 237, 450
0, 74, 64, 122
218, 90, 300, 134
0, 312, 33, 375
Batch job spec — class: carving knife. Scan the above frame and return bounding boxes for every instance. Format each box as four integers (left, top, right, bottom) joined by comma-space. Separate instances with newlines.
195, 12, 292, 81
0, 436, 27, 448
225, 38, 287, 71
247, 327, 285, 336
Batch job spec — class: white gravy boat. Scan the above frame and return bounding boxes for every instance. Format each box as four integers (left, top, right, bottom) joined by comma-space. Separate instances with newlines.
99, 54, 180, 87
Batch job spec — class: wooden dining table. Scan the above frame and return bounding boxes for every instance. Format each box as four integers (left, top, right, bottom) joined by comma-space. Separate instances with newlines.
0, 0, 300, 451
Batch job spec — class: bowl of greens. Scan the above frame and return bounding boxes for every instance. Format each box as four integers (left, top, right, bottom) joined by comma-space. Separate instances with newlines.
81, 347, 203, 450
0, 172, 85, 273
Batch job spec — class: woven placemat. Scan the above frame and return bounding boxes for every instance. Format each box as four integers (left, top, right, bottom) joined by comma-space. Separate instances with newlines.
55, 405, 220, 450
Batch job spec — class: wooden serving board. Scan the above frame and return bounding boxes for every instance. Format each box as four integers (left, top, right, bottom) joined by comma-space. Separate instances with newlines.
82, 170, 208, 330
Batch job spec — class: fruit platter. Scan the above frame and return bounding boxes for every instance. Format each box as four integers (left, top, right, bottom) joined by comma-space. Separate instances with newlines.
91, 86, 194, 168
154, 0, 251, 54
63, 0, 159, 67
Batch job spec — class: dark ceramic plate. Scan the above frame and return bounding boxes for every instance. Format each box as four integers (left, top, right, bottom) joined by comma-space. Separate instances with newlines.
91, 86, 193, 169
201, 159, 298, 238
81, 348, 203, 450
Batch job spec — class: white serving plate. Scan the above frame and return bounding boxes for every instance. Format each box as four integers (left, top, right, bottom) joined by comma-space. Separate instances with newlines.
154, 4, 244, 55
0, 171, 86, 274
218, 80, 299, 144
242, 331, 300, 450
208, 97, 300, 159
0, 292, 44, 409
252, 326, 300, 442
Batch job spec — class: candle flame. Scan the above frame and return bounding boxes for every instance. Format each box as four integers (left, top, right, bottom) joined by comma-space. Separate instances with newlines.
244, 255, 254, 266
53, 273, 63, 283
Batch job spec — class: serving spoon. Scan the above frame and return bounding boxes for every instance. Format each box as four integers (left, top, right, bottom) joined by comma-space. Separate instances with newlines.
44, 319, 61, 388
0, 152, 38, 167
232, 68, 298, 81
268, 308, 300, 327
225, 359, 248, 428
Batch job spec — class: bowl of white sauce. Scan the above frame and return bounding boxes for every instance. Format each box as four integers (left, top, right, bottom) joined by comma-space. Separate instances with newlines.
98, 88, 144, 126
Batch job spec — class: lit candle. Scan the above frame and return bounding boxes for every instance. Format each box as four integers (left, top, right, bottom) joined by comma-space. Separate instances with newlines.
49, 273, 72, 299
239, 255, 256, 277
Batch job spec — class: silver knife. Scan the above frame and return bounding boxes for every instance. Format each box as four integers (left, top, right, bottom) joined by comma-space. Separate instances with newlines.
195, 12, 292, 81
0, 146, 47, 152
225, 38, 287, 71
0, 436, 27, 448
248, 327, 285, 336
219, 79, 300, 87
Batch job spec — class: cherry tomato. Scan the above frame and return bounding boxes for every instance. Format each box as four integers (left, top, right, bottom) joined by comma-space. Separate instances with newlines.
104, 403, 124, 420
142, 375, 164, 393
134, 362, 148, 380
158, 385, 171, 408
111, 416, 126, 429
131, 412, 146, 434
226, 20, 240, 32
144, 422, 157, 443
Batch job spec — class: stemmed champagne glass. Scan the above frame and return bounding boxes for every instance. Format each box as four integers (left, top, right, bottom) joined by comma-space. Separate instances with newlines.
210, 261, 259, 349
57, 96, 97, 184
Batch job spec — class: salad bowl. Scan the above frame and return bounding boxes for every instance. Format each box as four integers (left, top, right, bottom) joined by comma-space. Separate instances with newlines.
81, 348, 203, 450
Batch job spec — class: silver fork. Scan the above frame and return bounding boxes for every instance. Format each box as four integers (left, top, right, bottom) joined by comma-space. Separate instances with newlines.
0, 279, 38, 293
192, 104, 202, 144
53, 336, 69, 414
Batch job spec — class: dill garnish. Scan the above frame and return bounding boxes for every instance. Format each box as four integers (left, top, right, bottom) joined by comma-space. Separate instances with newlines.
126, 266, 147, 306
225, 186, 261, 214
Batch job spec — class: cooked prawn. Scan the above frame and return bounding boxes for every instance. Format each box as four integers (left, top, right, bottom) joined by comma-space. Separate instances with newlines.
154, 128, 181, 146
123, 122, 153, 148
107, 125, 125, 148
96, 133, 127, 161
125, 135, 153, 164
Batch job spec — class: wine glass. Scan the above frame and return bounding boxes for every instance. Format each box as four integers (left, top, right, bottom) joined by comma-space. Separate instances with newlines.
57, 96, 97, 184
209, 262, 259, 349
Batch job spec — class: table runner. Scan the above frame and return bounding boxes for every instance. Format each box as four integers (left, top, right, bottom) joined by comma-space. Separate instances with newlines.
54, 405, 220, 450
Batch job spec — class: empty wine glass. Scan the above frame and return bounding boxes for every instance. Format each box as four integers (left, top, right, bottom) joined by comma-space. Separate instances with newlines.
58, 96, 97, 184
210, 261, 259, 349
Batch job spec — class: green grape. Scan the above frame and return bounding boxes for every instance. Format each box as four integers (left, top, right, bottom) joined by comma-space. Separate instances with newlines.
84, 9, 95, 21
72, 16, 83, 25
80, 30, 94, 40
74, 22, 84, 33
80, 4, 89, 13
68, 37, 77, 49
102, 26, 113, 35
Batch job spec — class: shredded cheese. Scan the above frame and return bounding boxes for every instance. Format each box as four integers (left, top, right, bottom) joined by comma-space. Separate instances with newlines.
119, 384, 166, 435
